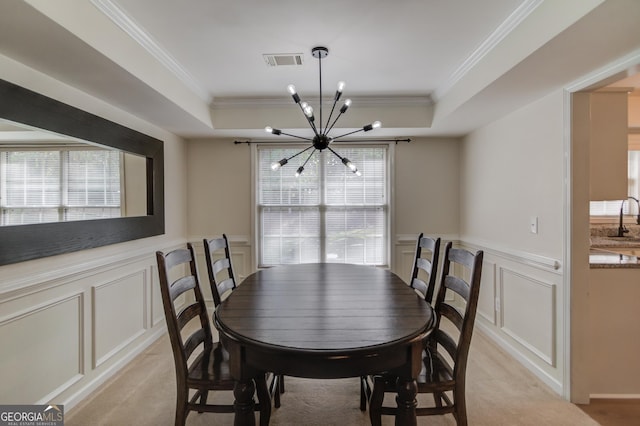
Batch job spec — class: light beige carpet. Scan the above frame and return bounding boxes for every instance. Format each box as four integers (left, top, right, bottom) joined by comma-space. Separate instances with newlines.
66, 330, 598, 425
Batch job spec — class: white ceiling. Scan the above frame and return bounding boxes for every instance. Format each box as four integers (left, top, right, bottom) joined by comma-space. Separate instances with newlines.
0, 0, 639, 139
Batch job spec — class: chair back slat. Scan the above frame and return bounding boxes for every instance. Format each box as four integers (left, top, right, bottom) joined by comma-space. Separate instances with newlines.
433, 242, 484, 381
156, 244, 213, 377
204, 234, 238, 307
443, 275, 470, 303
409, 233, 441, 303
170, 275, 197, 301
183, 328, 207, 359
176, 303, 202, 330
438, 302, 464, 332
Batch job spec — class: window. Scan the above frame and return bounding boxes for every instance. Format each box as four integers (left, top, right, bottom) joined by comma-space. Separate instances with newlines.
0, 149, 121, 225
590, 151, 640, 219
257, 145, 389, 266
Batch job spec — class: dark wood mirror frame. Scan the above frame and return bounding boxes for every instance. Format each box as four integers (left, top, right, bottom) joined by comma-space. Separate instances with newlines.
0, 79, 164, 266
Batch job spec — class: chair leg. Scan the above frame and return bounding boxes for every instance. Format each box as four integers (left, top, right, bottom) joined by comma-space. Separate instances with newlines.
360, 376, 367, 411
270, 373, 281, 408
198, 389, 208, 413
369, 377, 385, 426
175, 392, 187, 426
433, 390, 444, 408
279, 375, 285, 393
255, 374, 272, 426
454, 389, 468, 426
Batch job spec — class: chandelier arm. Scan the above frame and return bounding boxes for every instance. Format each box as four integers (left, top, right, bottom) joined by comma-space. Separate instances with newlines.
326, 145, 344, 161
277, 131, 314, 141
300, 148, 317, 168
296, 103, 320, 136
331, 127, 366, 140
325, 110, 345, 135
323, 98, 340, 136
286, 144, 315, 161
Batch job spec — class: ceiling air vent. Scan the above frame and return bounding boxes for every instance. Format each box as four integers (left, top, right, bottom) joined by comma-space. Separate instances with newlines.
263, 53, 304, 67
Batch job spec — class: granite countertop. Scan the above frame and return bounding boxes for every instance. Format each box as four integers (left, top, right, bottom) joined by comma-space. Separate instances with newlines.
590, 230, 640, 268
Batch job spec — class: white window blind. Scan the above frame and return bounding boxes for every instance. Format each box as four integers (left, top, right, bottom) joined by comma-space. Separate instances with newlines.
1, 149, 121, 225
257, 145, 388, 266
590, 151, 640, 217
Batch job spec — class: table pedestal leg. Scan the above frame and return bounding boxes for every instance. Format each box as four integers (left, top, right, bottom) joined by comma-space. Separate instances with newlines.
395, 378, 418, 426
233, 379, 256, 426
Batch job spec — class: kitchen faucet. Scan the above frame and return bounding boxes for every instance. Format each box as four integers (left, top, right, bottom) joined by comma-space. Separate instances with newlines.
617, 196, 640, 237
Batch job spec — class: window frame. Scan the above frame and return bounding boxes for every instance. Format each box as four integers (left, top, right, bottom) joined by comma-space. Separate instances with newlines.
252, 143, 393, 269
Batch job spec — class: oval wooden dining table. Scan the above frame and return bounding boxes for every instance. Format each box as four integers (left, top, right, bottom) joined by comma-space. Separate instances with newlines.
213, 263, 435, 425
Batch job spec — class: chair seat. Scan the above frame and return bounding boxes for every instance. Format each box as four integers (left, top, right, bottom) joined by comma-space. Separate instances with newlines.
186, 342, 236, 388
375, 348, 454, 392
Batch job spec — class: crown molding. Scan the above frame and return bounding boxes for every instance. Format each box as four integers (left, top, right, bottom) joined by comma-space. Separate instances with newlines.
211, 95, 433, 109
434, 0, 543, 101
91, 0, 210, 103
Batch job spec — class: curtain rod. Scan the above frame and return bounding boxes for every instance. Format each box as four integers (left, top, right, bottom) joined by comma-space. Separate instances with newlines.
234, 138, 411, 145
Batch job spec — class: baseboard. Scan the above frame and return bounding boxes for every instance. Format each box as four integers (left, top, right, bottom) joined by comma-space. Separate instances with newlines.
62, 325, 167, 411
590, 394, 640, 399
476, 321, 563, 395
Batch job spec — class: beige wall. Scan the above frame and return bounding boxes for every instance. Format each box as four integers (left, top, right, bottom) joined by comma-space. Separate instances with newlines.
0, 54, 188, 408
460, 90, 565, 258
459, 89, 567, 394
184, 137, 461, 275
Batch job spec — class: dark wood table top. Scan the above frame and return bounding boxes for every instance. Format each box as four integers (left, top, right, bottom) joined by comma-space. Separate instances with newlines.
215, 263, 434, 373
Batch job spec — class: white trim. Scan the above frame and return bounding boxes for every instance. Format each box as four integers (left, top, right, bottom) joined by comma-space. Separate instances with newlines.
565, 48, 640, 93
0, 237, 186, 298
562, 88, 572, 401
211, 95, 433, 109
476, 322, 563, 395
396, 233, 459, 244
459, 237, 562, 273
590, 394, 640, 399
434, 0, 543, 101
60, 326, 166, 410
562, 50, 640, 402
90, 0, 210, 103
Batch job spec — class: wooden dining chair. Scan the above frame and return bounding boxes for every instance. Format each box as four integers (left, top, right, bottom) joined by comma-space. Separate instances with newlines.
360, 233, 441, 411
203, 234, 237, 306
368, 242, 484, 426
156, 244, 272, 426
203, 234, 284, 407
409, 233, 441, 304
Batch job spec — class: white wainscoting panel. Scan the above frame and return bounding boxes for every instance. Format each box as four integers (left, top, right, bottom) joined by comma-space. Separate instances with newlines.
92, 270, 147, 368
0, 294, 83, 403
500, 268, 556, 366
150, 264, 164, 327
477, 260, 496, 325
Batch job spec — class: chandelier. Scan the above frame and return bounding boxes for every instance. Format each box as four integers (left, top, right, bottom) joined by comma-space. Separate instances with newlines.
266, 46, 381, 177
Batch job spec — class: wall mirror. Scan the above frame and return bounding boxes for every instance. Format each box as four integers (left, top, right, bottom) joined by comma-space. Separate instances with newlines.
0, 79, 164, 265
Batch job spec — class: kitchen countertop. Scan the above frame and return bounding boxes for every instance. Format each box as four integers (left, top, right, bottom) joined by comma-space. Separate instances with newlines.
590, 236, 640, 268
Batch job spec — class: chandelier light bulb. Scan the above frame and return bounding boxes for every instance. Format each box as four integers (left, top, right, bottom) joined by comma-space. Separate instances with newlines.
271, 158, 288, 170
303, 105, 314, 117
295, 166, 304, 177
342, 157, 357, 172
287, 84, 300, 103
372, 120, 382, 129
337, 81, 346, 92
340, 98, 352, 113
265, 126, 282, 135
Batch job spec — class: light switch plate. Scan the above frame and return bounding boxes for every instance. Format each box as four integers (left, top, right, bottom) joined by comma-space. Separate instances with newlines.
530, 216, 538, 234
